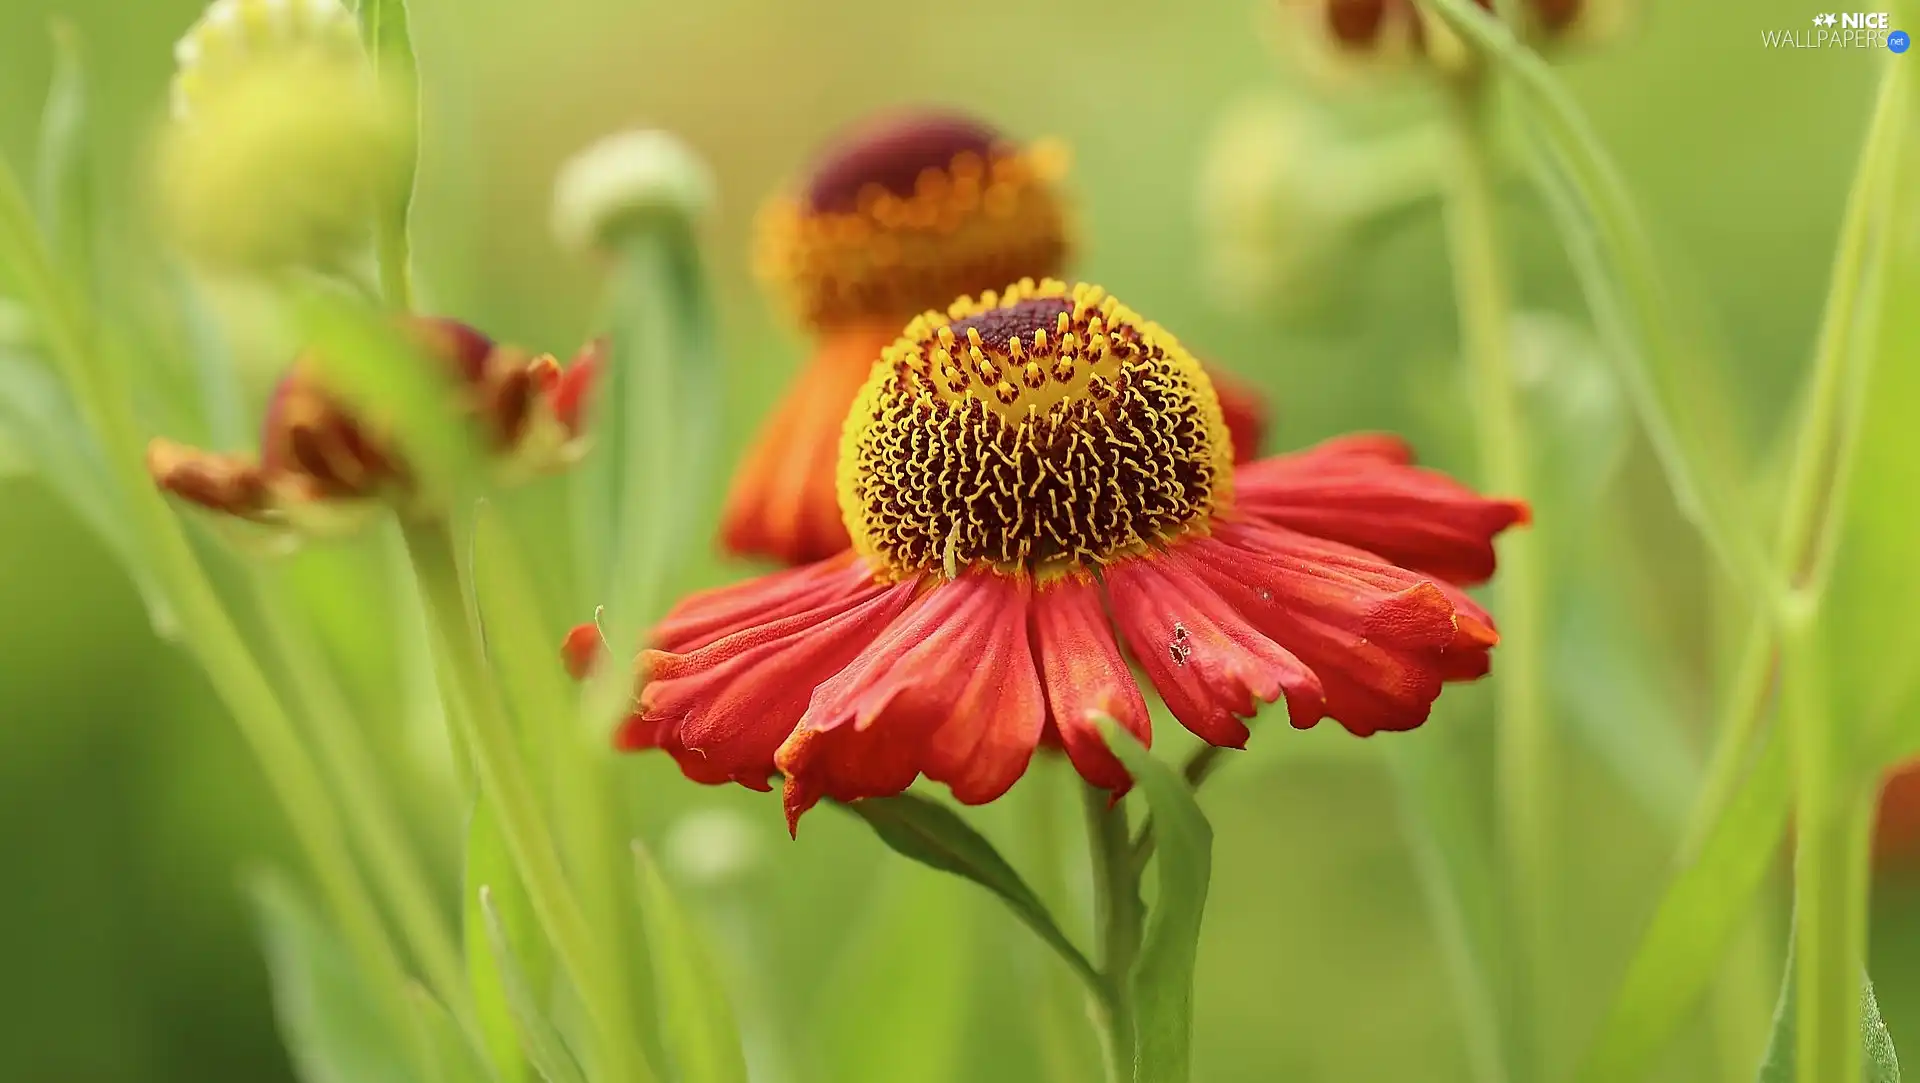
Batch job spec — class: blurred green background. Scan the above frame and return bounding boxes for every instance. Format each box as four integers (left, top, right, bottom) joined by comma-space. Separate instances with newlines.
0, 0, 1910, 1080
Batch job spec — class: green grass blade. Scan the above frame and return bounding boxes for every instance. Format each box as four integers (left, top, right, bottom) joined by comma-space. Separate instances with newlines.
35, 20, 93, 290
1578, 734, 1792, 1083
1757, 935, 1901, 1083
1107, 725, 1213, 1083
631, 844, 750, 1083
409, 985, 497, 1083
247, 871, 412, 1083
478, 885, 587, 1083
465, 800, 543, 1083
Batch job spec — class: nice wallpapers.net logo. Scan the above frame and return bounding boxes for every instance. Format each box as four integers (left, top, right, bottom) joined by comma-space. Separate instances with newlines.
1762, 11, 1910, 50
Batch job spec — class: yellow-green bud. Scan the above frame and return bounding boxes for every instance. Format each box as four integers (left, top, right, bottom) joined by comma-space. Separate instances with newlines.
158, 0, 403, 273
551, 130, 716, 254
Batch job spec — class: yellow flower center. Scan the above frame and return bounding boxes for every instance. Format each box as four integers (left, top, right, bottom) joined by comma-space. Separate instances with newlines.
838, 279, 1234, 579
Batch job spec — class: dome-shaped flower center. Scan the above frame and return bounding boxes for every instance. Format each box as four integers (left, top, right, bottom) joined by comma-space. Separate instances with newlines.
839, 280, 1234, 578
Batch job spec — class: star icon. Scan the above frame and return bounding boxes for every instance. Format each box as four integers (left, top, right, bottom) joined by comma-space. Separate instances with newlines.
1815, 12, 1826, 23
1825, 13, 1840, 25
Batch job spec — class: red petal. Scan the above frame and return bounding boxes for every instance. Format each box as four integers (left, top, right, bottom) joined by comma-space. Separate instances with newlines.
653, 551, 884, 654
1234, 434, 1529, 586
1879, 762, 1920, 868
719, 324, 895, 566
554, 338, 602, 436
1105, 551, 1325, 747
1209, 368, 1269, 465
561, 622, 601, 680
1030, 575, 1152, 793
1182, 521, 1472, 736
619, 570, 921, 791
776, 572, 1046, 832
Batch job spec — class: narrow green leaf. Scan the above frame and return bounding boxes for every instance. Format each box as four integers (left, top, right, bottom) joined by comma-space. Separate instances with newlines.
469, 504, 570, 780
465, 800, 543, 1083
1823, 111, 1920, 767
1578, 734, 1792, 1083
845, 793, 1100, 991
1757, 941, 1901, 1083
478, 885, 586, 1083
36, 20, 92, 287
1105, 723, 1213, 1083
408, 985, 495, 1083
246, 871, 411, 1083
811, 861, 972, 1083
632, 844, 749, 1083
357, 0, 418, 308
294, 290, 480, 497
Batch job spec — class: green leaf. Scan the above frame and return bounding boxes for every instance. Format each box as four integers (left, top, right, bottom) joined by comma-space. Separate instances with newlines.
35, 20, 92, 288
0, 347, 179, 637
478, 885, 586, 1083
1757, 942, 1901, 1083
1822, 113, 1920, 768
811, 861, 973, 1083
845, 792, 1099, 991
357, 0, 418, 308
408, 985, 495, 1083
465, 799, 544, 1083
1105, 723, 1213, 1083
469, 504, 570, 780
246, 871, 411, 1083
1578, 734, 1793, 1083
631, 844, 749, 1083
294, 289, 481, 498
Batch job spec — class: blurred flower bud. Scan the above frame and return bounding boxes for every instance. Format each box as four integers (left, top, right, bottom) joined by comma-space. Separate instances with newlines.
157, 0, 405, 273
1270, 0, 1623, 78
147, 318, 600, 537
551, 130, 716, 255
663, 807, 763, 888
1198, 94, 1443, 314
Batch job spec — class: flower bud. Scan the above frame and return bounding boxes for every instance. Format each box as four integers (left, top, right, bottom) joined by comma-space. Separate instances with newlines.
1198, 95, 1443, 313
1271, 0, 1622, 76
157, 0, 405, 273
551, 130, 716, 255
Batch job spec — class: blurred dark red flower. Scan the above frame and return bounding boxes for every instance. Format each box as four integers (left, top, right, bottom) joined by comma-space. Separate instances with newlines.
723, 108, 1267, 567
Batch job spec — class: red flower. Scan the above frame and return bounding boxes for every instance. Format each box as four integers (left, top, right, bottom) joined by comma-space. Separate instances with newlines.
587, 281, 1524, 831
723, 109, 1267, 566
147, 318, 596, 532
1876, 763, 1920, 869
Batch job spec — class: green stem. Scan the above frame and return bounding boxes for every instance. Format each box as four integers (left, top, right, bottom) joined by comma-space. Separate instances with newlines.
1441, 76, 1549, 1080
1421, 0, 1772, 597
0, 163, 432, 1075
248, 570, 477, 1044
1781, 601, 1875, 1083
1084, 784, 1141, 1083
1676, 61, 1905, 861
401, 517, 655, 1083
374, 220, 414, 313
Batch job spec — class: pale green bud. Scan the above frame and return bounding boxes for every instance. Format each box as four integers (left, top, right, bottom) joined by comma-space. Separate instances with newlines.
551, 130, 716, 254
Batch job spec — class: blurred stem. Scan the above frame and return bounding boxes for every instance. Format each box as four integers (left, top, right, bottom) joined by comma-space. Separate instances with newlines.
1022, 761, 1097, 1082
0, 162, 433, 1074
1781, 600, 1875, 1083
401, 516, 656, 1083
248, 569, 478, 1046
1442, 74, 1549, 1080
375, 221, 413, 312
1419, 0, 1773, 597
1084, 784, 1141, 1083
1677, 61, 1905, 862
